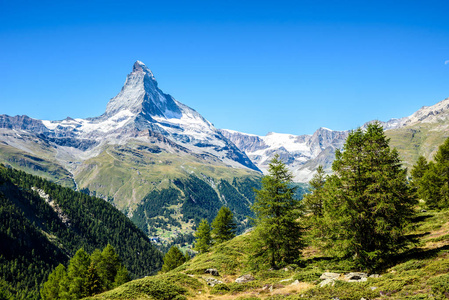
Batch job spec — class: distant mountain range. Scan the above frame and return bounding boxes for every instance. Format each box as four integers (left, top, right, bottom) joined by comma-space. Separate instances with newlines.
1, 61, 448, 241
222, 97, 449, 181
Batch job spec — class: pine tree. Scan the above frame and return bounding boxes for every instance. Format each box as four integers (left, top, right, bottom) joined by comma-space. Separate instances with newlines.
318, 122, 416, 269
251, 154, 303, 269
302, 165, 326, 217
113, 265, 131, 287
97, 244, 121, 290
211, 206, 237, 244
67, 248, 91, 298
161, 246, 186, 272
40, 264, 69, 300
193, 219, 212, 254
419, 137, 449, 209
85, 263, 103, 296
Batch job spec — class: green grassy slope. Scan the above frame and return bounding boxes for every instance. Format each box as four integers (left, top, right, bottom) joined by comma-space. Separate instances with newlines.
88, 208, 449, 300
386, 123, 449, 169
0, 143, 76, 189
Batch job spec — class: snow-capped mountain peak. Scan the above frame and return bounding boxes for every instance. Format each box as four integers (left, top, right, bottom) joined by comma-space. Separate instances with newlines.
104, 60, 180, 119
1, 61, 260, 172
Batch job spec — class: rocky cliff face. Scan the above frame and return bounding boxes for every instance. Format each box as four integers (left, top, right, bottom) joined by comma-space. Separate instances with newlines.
220, 127, 349, 182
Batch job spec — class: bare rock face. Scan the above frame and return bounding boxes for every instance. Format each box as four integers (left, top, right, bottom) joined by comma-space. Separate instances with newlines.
320, 272, 340, 280
221, 128, 349, 182
235, 274, 255, 283
0, 115, 49, 133
204, 268, 219, 276
344, 272, 368, 282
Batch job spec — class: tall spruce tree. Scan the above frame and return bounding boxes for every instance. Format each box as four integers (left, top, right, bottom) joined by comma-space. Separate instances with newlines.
318, 122, 416, 269
211, 206, 237, 244
193, 219, 212, 254
250, 154, 303, 269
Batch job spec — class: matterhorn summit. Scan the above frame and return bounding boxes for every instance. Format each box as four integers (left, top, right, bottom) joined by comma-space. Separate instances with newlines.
104, 61, 182, 119
0, 61, 259, 172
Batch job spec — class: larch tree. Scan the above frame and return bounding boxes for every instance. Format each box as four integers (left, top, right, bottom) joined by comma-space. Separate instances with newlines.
211, 206, 237, 244
40, 264, 70, 300
161, 246, 187, 272
419, 137, 449, 209
193, 219, 212, 254
302, 165, 326, 217
67, 248, 91, 299
250, 154, 303, 269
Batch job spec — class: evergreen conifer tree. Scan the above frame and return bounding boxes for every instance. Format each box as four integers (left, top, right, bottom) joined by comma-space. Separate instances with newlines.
67, 248, 91, 298
211, 206, 237, 244
97, 244, 121, 290
251, 154, 303, 268
302, 165, 326, 217
318, 122, 416, 269
161, 246, 186, 272
193, 219, 212, 254
40, 264, 69, 300
114, 265, 131, 287
85, 263, 103, 296
419, 137, 449, 209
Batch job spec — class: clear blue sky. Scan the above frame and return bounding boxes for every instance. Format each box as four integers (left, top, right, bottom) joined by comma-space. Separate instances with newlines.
1, 0, 448, 136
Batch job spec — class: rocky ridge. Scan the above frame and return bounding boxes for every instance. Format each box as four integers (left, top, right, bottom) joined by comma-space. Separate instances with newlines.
222, 96, 449, 182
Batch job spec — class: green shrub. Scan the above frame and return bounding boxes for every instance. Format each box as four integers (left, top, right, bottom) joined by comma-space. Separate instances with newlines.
300, 281, 378, 300
393, 259, 426, 272
210, 283, 230, 294
228, 281, 260, 293
429, 274, 449, 298
293, 268, 322, 282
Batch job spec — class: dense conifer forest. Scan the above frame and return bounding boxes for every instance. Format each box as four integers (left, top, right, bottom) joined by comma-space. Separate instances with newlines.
0, 165, 163, 299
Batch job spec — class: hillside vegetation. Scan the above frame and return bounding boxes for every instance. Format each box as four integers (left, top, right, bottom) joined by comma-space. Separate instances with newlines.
0, 165, 163, 299
83, 208, 449, 300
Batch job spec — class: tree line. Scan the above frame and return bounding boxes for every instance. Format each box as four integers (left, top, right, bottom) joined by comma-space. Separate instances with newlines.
41, 244, 130, 299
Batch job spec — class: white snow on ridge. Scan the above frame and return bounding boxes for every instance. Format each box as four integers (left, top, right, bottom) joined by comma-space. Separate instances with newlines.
222, 129, 259, 137
77, 109, 134, 133
43, 110, 135, 134
262, 132, 310, 153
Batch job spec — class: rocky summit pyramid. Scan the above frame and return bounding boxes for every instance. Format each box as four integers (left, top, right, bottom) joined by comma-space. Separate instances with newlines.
25, 61, 257, 172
